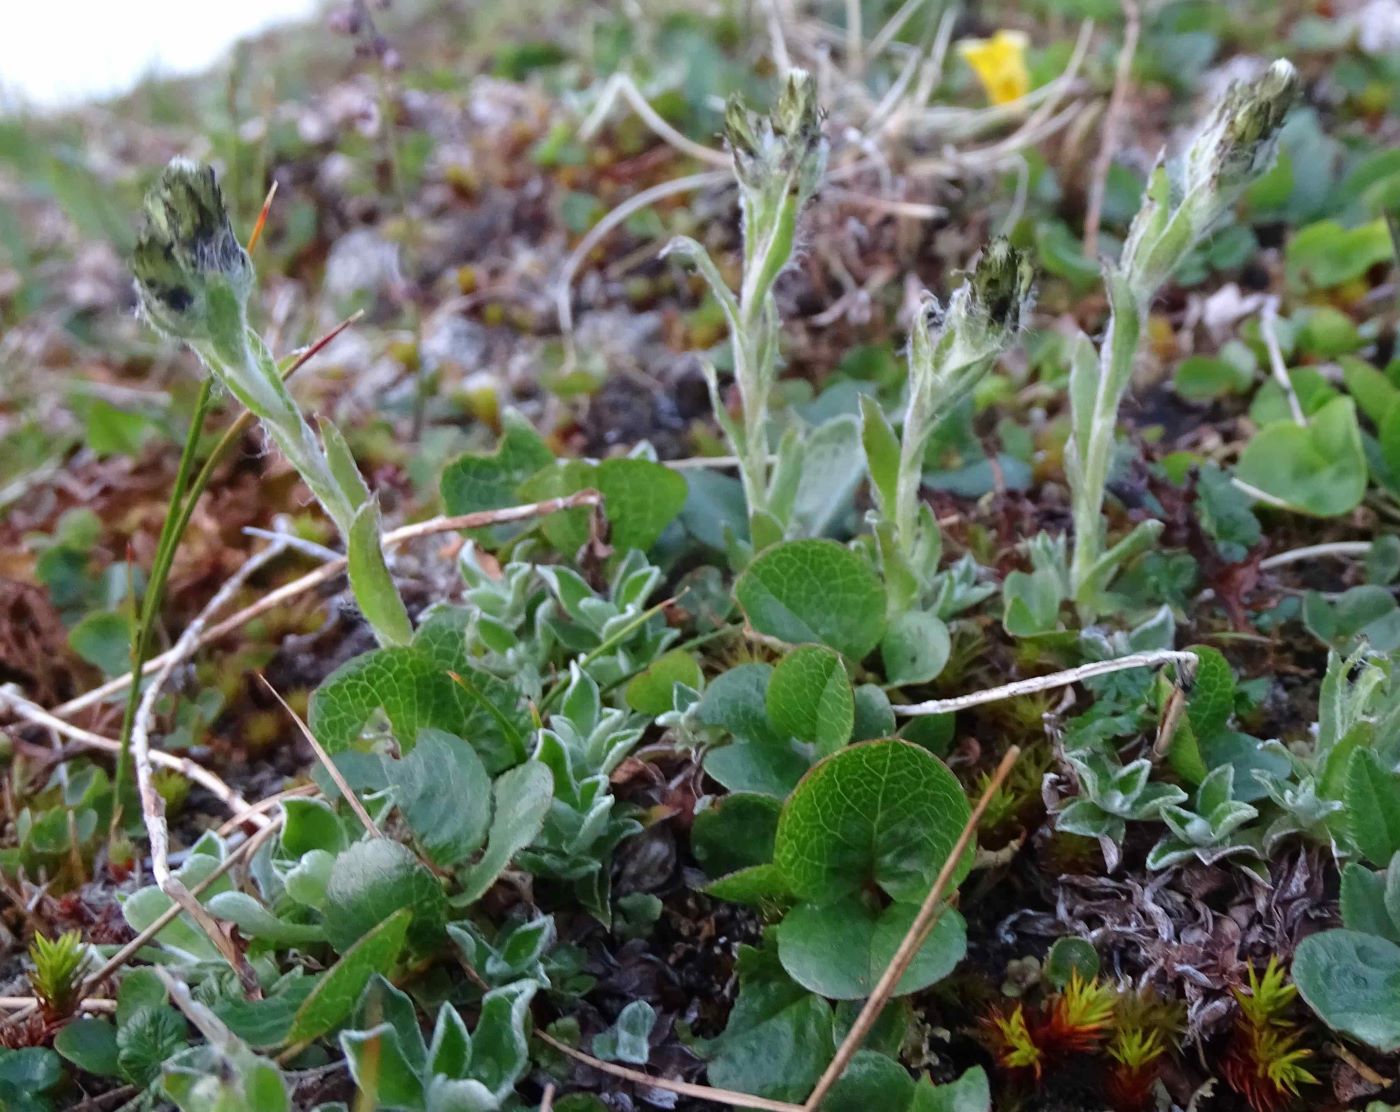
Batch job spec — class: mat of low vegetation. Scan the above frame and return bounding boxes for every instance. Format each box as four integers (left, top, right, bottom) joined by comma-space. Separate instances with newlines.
3, 1, 1400, 1110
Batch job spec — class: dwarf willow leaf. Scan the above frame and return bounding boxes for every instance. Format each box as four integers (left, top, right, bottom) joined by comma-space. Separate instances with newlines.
776, 896, 966, 1000
880, 610, 951, 686
1303, 586, 1400, 654
440, 411, 553, 518
705, 863, 794, 908
766, 645, 853, 756
851, 685, 896, 742
595, 457, 688, 551
309, 611, 527, 771
774, 740, 971, 905
736, 539, 887, 660
703, 943, 834, 1102
1235, 397, 1367, 517
692, 793, 782, 877
386, 729, 491, 867
517, 456, 687, 554
286, 910, 411, 1045
324, 840, 447, 952
624, 649, 703, 717
822, 1050, 914, 1112
1044, 938, 1099, 988
700, 663, 812, 797
54, 1018, 119, 1078
1286, 218, 1394, 289
458, 761, 554, 905
911, 1067, 990, 1112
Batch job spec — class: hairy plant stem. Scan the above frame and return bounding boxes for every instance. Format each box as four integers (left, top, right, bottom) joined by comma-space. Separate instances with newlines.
724, 167, 800, 517
1069, 280, 1143, 600
196, 306, 357, 535
894, 374, 935, 555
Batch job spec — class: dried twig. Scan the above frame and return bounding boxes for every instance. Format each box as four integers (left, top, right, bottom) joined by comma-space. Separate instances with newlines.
101, 541, 296, 984
0, 688, 255, 819
216, 783, 318, 836
130, 539, 291, 838
1, 815, 285, 1031
579, 74, 728, 168
1083, 1, 1140, 258
557, 170, 732, 354
257, 676, 381, 839
46, 492, 602, 720
802, 747, 1022, 1109
532, 1028, 805, 1112
0, 996, 116, 1013
760, 0, 793, 73
867, 0, 934, 60
1259, 540, 1373, 570
891, 650, 1198, 715
1260, 297, 1306, 427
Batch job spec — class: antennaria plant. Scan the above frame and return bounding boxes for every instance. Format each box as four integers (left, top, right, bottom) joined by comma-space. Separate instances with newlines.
1067, 61, 1299, 612
133, 159, 411, 646
666, 71, 826, 543
862, 239, 1033, 612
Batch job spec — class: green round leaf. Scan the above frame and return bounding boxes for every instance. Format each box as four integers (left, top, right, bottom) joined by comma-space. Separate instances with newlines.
777, 896, 966, 1000
596, 457, 689, 552
766, 645, 854, 756
1044, 937, 1099, 988
54, 1019, 119, 1077
700, 664, 811, 798
68, 611, 132, 676
880, 611, 951, 686
1184, 645, 1235, 738
692, 792, 782, 877
1173, 354, 1253, 401
775, 739, 972, 904
625, 650, 703, 717
1235, 397, 1367, 517
1294, 929, 1400, 1051
324, 840, 447, 952
822, 1050, 916, 1112
735, 539, 887, 660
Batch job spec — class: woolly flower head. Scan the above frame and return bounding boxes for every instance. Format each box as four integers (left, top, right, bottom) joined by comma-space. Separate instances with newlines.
723, 69, 826, 205
911, 237, 1035, 375
1185, 59, 1300, 201
133, 158, 252, 342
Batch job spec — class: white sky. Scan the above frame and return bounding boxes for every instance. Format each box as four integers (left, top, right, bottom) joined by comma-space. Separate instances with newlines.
0, 0, 322, 109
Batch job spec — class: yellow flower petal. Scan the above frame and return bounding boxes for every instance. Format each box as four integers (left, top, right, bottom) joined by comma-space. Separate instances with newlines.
958, 30, 1031, 106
